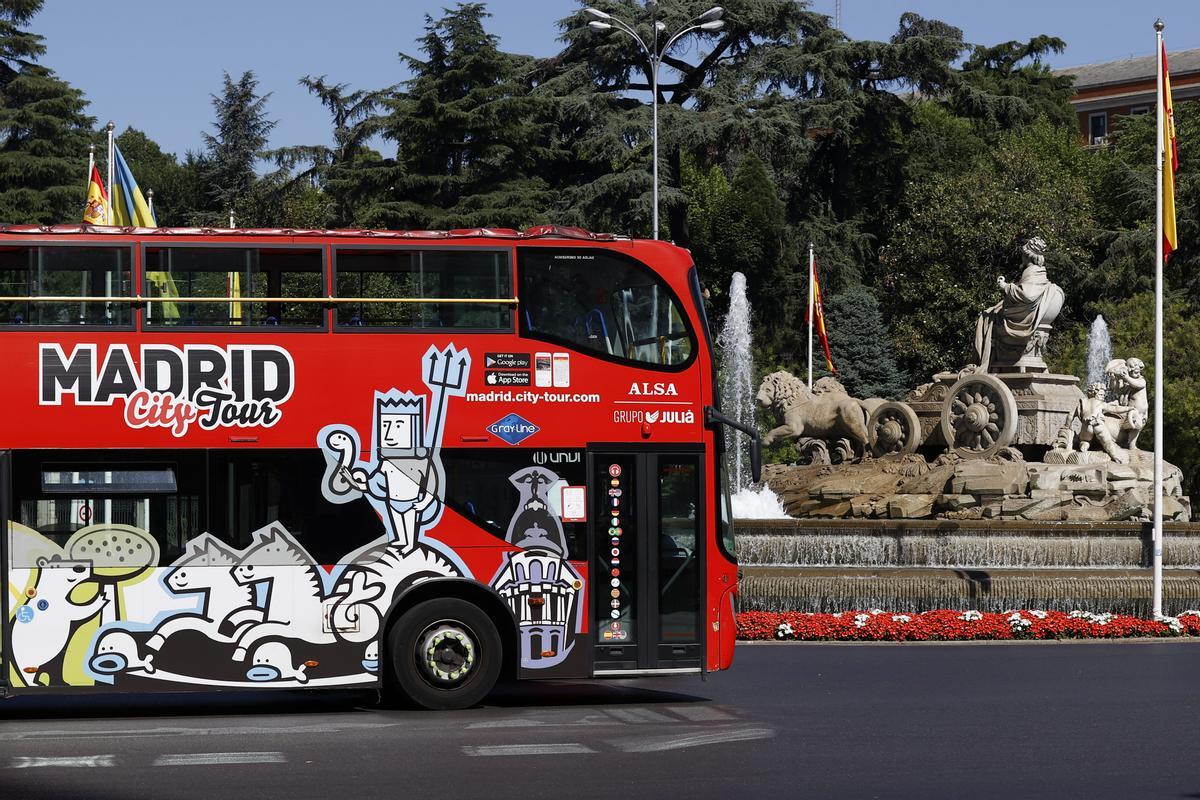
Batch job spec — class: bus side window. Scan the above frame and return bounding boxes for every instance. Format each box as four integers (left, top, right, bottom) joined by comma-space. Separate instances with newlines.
333, 248, 512, 330
518, 248, 694, 367
441, 449, 587, 561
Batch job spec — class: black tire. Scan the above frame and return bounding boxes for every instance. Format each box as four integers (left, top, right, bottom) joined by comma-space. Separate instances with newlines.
386, 598, 502, 710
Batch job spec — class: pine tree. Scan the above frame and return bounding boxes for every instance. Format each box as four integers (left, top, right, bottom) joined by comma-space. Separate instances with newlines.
199, 71, 275, 222
110, 127, 195, 226
373, 3, 553, 229
0, 0, 93, 224
272, 75, 398, 228
822, 285, 909, 399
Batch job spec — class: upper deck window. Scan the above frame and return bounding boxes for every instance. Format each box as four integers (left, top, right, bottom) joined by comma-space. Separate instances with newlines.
143, 246, 324, 327
519, 248, 694, 367
0, 244, 132, 326
334, 248, 512, 330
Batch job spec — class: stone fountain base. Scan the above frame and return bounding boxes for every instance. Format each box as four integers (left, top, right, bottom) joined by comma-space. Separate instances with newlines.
733, 518, 1200, 615
763, 451, 1191, 522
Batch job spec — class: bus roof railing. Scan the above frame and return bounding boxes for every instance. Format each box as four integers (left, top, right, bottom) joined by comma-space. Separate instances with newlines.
0, 224, 627, 241
0, 296, 518, 305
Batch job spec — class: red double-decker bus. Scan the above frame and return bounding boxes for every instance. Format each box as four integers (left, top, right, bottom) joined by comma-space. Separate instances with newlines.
0, 225, 757, 709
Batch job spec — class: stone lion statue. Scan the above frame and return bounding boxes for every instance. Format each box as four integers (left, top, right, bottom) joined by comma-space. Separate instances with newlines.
756, 371, 877, 456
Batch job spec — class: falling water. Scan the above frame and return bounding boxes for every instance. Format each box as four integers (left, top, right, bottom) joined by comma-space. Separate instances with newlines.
717, 272, 755, 490
1086, 314, 1112, 389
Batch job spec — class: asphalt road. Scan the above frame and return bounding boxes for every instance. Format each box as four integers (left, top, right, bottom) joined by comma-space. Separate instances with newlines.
2, 641, 1199, 800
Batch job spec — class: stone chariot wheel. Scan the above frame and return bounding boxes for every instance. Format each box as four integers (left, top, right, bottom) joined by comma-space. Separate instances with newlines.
868, 402, 921, 457
939, 373, 1018, 459
796, 438, 831, 465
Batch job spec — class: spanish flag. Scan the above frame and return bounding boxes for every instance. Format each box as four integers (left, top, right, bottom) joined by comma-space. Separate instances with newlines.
1161, 40, 1179, 259
83, 164, 109, 225
810, 259, 836, 374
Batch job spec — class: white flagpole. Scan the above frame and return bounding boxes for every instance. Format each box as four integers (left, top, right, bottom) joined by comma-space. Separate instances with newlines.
105, 121, 115, 226
808, 242, 815, 392
86, 143, 95, 199
1153, 18, 1165, 618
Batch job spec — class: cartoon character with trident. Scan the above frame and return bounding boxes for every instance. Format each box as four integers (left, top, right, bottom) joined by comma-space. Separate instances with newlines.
319, 344, 472, 553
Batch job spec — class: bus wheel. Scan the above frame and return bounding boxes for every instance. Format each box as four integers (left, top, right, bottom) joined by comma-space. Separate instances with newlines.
387, 598, 502, 710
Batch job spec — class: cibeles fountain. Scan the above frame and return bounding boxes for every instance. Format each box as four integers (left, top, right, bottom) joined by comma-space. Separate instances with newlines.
732, 238, 1199, 615
758, 237, 1189, 523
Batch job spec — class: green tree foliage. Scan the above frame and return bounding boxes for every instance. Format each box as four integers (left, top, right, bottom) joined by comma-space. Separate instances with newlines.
822, 285, 909, 399
0, 0, 93, 223
273, 76, 397, 228
111, 127, 195, 226
373, 3, 553, 229
199, 71, 276, 222
879, 122, 1096, 381
1052, 292, 1200, 494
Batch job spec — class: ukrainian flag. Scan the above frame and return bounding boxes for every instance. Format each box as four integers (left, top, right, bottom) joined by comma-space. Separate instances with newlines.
110, 144, 157, 228
112, 143, 179, 319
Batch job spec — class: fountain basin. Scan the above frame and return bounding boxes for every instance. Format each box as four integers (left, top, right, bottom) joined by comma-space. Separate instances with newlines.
732, 518, 1200, 615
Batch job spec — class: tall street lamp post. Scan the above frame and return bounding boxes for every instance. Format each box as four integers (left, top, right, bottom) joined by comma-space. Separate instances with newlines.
585, 4, 724, 239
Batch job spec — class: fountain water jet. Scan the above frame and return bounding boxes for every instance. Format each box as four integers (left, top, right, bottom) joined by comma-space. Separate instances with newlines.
717, 272, 755, 490
718, 272, 789, 518
1086, 314, 1112, 389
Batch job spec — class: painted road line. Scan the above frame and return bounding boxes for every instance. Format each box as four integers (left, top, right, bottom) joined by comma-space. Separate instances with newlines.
604, 707, 675, 724
666, 705, 736, 721
462, 743, 597, 757
153, 752, 287, 767
8, 755, 116, 768
612, 726, 775, 753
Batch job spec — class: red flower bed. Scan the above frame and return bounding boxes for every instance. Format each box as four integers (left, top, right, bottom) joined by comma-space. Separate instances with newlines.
737, 610, 1200, 642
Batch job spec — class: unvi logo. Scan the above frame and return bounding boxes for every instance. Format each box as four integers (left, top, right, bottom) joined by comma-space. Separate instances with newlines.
488, 413, 540, 445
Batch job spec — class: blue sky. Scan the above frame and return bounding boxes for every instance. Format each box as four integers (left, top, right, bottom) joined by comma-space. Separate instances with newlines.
33, 0, 1200, 161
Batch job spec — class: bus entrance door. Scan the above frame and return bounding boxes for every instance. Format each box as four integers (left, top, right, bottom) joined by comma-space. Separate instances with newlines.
590, 450, 703, 675
0, 450, 9, 691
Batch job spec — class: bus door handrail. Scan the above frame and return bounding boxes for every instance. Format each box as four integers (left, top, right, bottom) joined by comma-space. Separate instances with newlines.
704, 405, 762, 483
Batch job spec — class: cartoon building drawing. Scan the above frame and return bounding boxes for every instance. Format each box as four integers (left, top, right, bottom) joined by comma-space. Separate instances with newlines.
490, 467, 584, 669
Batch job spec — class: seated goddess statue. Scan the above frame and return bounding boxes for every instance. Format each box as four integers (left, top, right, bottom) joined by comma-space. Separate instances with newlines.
973, 237, 1065, 372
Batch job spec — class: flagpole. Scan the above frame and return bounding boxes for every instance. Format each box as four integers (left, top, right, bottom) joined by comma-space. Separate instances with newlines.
105, 122, 115, 226
808, 242, 815, 393
86, 143, 95, 201
1152, 18, 1165, 618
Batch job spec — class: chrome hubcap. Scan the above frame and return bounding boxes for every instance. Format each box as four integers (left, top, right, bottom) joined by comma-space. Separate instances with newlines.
416, 621, 476, 685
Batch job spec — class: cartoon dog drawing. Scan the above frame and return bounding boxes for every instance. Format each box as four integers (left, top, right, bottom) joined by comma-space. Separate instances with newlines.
245, 641, 308, 683
90, 630, 156, 676
10, 556, 108, 687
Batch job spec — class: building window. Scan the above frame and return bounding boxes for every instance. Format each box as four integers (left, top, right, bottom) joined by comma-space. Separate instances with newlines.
1129, 106, 1150, 116
1089, 112, 1108, 145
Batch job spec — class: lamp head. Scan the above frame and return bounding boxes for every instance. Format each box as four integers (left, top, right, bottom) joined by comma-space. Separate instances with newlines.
698, 6, 724, 23
699, 20, 725, 31
589, 20, 612, 30
585, 7, 611, 19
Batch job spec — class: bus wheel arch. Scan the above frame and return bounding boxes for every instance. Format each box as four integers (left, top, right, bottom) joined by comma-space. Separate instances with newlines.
380, 579, 518, 709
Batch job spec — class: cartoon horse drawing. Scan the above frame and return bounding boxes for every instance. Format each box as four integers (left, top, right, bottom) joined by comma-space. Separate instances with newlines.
230, 525, 334, 662
10, 556, 108, 687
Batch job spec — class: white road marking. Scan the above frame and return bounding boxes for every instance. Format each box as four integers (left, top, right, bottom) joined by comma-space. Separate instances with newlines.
666, 705, 735, 721
605, 707, 675, 724
8, 755, 116, 768
613, 726, 775, 753
466, 719, 547, 729
1, 723, 393, 742
463, 743, 596, 757
153, 752, 287, 767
